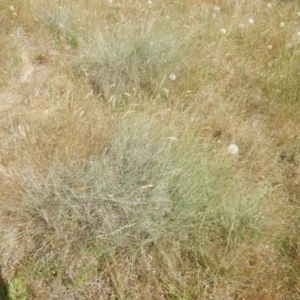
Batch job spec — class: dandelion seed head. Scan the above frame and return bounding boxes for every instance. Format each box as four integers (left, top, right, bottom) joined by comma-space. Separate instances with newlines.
239, 23, 245, 29
169, 74, 176, 81
228, 144, 239, 155
220, 28, 226, 34
297, 12, 300, 17
267, 44, 273, 50
297, 31, 300, 37
147, 0, 152, 5
214, 6, 220, 12
9, 5, 15, 11
248, 18, 254, 24
267, 3, 272, 9
279, 22, 285, 28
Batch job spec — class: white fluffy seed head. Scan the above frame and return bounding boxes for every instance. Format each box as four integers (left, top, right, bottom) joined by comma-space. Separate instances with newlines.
227, 144, 239, 155
169, 74, 176, 80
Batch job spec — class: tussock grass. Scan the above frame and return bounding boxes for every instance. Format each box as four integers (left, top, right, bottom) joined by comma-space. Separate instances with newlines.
5, 113, 273, 298
79, 18, 196, 103
1, 0, 300, 299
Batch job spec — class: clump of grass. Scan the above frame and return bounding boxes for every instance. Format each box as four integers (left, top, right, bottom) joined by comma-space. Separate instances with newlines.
79, 17, 196, 102
4, 113, 273, 298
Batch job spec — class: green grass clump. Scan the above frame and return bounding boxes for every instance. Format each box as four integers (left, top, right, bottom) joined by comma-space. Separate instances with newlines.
79, 18, 196, 102
5, 114, 273, 297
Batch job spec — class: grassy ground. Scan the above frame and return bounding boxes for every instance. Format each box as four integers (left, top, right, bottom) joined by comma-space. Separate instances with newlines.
0, 0, 300, 299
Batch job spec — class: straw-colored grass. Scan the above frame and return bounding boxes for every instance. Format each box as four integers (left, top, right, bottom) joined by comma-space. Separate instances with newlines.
1, 0, 300, 299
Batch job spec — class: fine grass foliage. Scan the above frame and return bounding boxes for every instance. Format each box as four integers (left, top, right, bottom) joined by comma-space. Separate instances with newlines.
4, 113, 273, 298
1, 0, 300, 299
79, 17, 196, 102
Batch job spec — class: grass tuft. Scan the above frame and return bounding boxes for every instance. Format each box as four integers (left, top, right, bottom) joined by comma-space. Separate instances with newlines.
79, 18, 196, 103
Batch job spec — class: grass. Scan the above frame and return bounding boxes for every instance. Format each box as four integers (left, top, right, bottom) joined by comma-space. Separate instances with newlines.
1, 0, 300, 299
79, 17, 196, 102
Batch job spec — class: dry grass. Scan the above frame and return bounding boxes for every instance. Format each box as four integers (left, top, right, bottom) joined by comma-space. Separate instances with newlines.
1, 0, 300, 299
